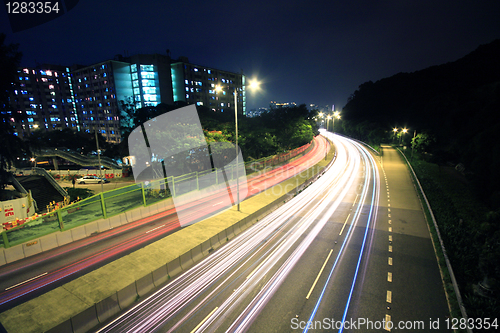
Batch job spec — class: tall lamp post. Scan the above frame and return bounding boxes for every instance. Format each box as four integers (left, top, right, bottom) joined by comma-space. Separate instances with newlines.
401, 127, 408, 146
331, 111, 341, 132
95, 130, 104, 193
326, 115, 332, 131
216, 78, 260, 211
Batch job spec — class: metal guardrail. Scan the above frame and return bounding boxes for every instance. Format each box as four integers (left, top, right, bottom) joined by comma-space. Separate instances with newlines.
397, 148, 471, 333
36, 148, 122, 170
33, 167, 69, 201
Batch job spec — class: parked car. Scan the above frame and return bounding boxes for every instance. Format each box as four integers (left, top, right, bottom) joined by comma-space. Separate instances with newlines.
76, 175, 110, 184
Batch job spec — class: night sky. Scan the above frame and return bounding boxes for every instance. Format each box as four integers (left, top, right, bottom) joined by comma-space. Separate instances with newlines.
1, 0, 499, 111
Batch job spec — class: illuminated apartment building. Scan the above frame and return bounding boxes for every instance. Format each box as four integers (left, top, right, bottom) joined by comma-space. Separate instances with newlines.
70, 60, 132, 143
171, 59, 246, 115
7, 64, 78, 138
6, 53, 244, 143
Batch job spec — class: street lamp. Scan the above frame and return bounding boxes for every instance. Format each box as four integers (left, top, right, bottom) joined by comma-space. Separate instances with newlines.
216, 78, 261, 211
326, 115, 332, 131
331, 111, 341, 132
400, 127, 408, 146
95, 130, 104, 193
30, 157, 35, 169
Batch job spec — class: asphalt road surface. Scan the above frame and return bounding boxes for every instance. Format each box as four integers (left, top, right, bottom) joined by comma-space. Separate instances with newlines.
94, 133, 450, 333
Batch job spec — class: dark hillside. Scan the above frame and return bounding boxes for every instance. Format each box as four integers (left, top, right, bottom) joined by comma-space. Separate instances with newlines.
341, 39, 500, 201
341, 39, 500, 321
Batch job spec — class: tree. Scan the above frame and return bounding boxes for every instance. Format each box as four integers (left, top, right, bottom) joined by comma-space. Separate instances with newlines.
0, 33, 23, 188
411, 133, 435, 153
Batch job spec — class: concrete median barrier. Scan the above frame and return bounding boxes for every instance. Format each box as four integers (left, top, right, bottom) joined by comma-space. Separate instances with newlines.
71, 305, 99, 333
179, 251, 193, 271
226, 225, 235, 239
136, 273, 154, 297
0, 248, 6, 266
191, 244, 203, 262
45, 319, 72, 333
117, 282, 138, 310
84, 221, 99, 236
108, 214, 123, 229
233, 221, 242, 235
140, 206, 151, 219
39, 233, 58, 251
125, 208, 142, 223
56, 230, 73, 246
70, 225, 86, 241
218, 230, 227, 245
22, 240, 42, 257
95, 293, 120, 323
201, 239, 212, 255
4, 246, 24, 263
152, 264, 169, 286
167, 257, 182, 278
97, 219, 111, 232
210, 234, 220, 249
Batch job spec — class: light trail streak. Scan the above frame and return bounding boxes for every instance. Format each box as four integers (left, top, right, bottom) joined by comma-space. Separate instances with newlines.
0, 137, 328, 310
302, 135, 380, 333
338, 142, 380, 333
96, 134, 345, 333
218, 137, 361, 333
95, 132, 377, 333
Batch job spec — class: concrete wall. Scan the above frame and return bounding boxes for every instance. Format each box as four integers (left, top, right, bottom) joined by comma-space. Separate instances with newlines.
0, 196, 35, 225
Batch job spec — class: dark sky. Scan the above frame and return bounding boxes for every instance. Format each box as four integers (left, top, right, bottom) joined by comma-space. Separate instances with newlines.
1, 0, 499, 111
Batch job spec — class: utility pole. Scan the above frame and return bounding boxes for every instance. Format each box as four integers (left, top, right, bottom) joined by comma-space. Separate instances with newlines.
95, 130, 104, 193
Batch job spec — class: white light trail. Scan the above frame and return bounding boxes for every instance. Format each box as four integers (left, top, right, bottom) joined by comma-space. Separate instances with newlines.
97, 131, 378, 333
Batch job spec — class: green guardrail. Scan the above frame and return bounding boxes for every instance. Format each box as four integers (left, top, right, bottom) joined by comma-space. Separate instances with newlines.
1, 142, 312, 249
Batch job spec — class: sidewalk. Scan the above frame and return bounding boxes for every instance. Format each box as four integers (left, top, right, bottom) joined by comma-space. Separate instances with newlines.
357, 144, 450, 330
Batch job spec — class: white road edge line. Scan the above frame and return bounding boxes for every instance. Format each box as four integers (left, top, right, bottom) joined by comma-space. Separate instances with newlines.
146, 224, 166, 233
5, 272, 48, 291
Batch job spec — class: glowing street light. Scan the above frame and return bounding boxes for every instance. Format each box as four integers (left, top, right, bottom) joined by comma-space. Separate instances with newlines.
216, 77, 261, 211
326, 115, 332, 131
331, 111, 341, 132
398, 127, 408, 145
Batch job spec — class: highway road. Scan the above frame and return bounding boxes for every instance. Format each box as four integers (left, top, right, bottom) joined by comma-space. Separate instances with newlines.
0, 136, 328, 312
95, 132, 450, 333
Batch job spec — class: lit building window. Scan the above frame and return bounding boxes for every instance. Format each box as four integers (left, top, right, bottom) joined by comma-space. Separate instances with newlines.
141, 72, 155, 79
140, 64, 154, 72
142, 87, 156, 94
